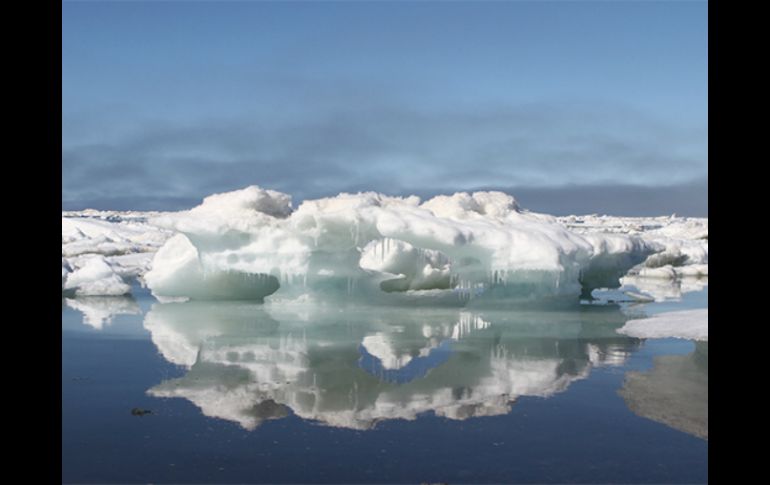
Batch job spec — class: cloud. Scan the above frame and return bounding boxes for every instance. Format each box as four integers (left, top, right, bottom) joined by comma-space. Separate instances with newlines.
472, 178, 708, 217
62, 102, 706, 215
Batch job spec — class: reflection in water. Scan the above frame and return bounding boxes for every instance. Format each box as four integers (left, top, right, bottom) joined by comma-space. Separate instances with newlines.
65, 296, 141, 329
620, 341, 708, 440
143, 301, 642, 430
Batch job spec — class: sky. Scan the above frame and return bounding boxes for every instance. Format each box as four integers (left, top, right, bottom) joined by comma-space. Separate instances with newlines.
62, 1, 708, 216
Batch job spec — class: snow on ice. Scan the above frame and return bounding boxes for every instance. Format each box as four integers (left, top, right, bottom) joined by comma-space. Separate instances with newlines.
62, 186, 708, 303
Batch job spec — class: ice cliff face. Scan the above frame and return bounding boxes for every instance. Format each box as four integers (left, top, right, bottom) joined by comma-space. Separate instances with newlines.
143, 186, 657, 303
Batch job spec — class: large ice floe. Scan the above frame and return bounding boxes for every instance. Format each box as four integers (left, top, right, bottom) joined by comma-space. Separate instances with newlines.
62, 186, 707, 302
142, 186, 660, 304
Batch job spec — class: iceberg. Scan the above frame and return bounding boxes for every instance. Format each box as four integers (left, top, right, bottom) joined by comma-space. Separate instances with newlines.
62, 187, 707, 300
144, 186, 658, 303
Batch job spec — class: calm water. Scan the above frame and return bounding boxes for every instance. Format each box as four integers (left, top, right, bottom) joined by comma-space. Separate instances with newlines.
62, 286, 708, 484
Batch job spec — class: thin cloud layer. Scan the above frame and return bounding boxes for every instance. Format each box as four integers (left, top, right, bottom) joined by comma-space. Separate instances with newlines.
62, 103, 706, 215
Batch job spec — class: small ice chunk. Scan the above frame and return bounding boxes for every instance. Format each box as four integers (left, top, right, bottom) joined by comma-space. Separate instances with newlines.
618, 309, 708, 341
64, 256, 131, 296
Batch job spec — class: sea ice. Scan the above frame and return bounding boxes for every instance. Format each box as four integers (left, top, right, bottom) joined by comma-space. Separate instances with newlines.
63, 256, 132, 296
62, 187, 707, 300
144, 186, 657, 303
617, 275, 708, 302
61, 214, 174, 295
560, 214, 708, 282
618, 309, 708, 341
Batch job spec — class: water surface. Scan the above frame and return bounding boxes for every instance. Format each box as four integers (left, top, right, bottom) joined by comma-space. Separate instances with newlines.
62, 286, 708, 483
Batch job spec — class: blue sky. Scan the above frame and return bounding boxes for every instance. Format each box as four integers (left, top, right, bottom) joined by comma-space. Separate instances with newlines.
62, 1, 708, 215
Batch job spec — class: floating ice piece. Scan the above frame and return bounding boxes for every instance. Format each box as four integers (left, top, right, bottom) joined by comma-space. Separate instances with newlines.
63, 256, 131, 296
145, 186, 657, 302
62, 213, 174, 295
618, 309, 708, 341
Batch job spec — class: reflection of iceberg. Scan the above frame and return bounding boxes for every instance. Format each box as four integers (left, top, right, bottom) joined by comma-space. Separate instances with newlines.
145, 301, 641, 430
358, 312, 490, 383
142, 301, 280, 367
65, 296, 141, 329
619, 342, 708, 440
360, 313, 489, 370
